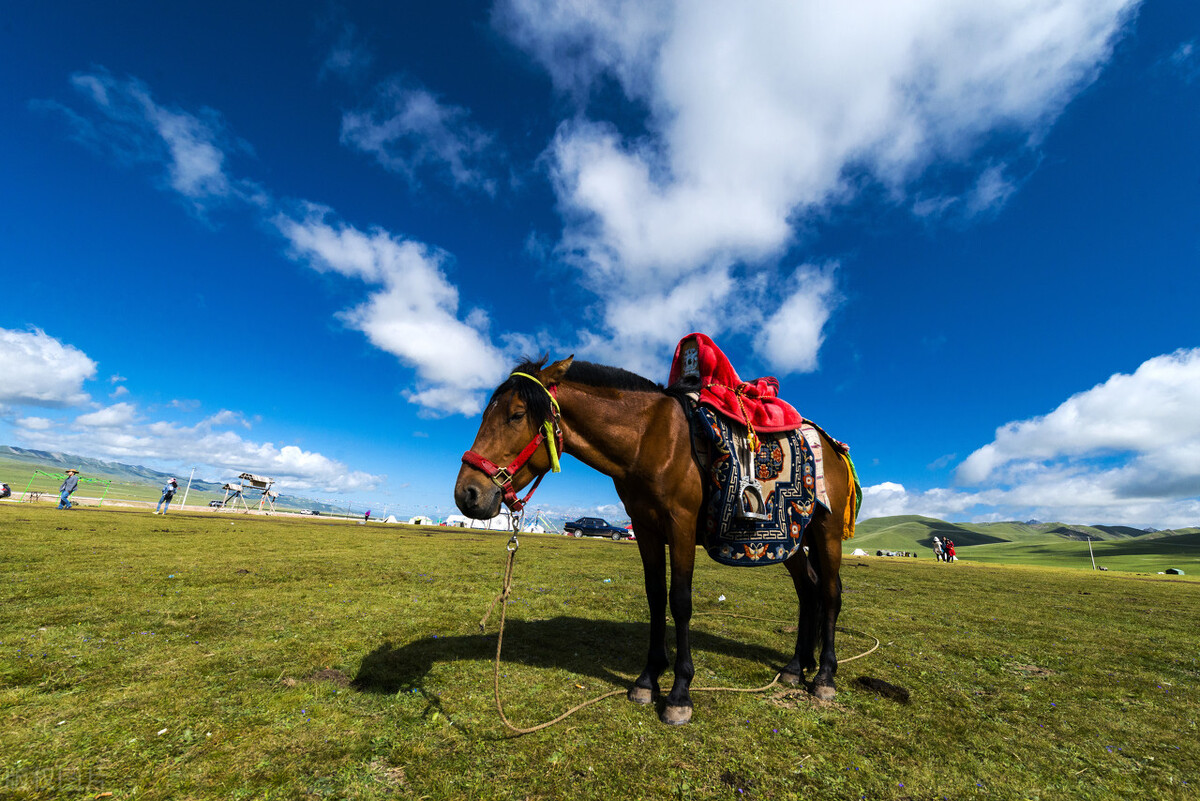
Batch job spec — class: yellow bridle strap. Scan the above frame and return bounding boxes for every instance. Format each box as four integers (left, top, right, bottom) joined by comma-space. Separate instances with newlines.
509, 372, 561, 473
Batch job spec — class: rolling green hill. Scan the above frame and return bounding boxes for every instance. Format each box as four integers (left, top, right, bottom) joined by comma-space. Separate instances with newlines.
850, 514, 1199, 574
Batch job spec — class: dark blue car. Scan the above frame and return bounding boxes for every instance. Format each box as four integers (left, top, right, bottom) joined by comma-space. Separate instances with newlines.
564, 516, 633, 540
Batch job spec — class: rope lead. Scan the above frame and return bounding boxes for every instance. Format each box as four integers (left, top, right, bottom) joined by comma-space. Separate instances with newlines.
482, 540, 879, 736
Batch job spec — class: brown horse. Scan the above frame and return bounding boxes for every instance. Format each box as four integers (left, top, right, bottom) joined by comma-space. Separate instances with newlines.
454, 356, 853, 725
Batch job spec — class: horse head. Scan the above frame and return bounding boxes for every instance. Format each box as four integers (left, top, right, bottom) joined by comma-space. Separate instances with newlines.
454, 356, 573, 520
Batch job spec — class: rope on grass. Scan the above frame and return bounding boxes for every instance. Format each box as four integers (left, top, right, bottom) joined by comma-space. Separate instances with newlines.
479, 539, 880, 736
480, 542, 625, 735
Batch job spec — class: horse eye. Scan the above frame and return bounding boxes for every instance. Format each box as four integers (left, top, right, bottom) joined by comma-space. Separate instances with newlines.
508, 410, 526, 423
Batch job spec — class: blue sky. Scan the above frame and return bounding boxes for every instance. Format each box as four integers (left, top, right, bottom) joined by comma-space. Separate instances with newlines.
2, 1, 1199, 527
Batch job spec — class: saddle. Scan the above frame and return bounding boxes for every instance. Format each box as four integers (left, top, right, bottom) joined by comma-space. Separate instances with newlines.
668, 333, 858, 567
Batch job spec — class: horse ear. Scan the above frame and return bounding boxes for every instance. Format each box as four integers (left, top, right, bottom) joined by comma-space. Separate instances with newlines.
541, 356, 574, 386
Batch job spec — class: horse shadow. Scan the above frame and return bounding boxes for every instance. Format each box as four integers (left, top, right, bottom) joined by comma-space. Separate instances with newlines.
352, 615, 791, 697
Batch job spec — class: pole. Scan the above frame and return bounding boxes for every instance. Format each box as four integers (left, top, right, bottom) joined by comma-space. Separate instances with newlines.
179, 467, 196, 511
1087, 537, 1096, 571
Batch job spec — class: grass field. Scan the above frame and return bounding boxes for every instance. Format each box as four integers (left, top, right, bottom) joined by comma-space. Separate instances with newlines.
0, 455, 225, 508
850, 515, 1200, 575
1, 506, 1197, 799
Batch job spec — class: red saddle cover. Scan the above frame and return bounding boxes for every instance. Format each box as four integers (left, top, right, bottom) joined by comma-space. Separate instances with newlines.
668, 333, 804, 433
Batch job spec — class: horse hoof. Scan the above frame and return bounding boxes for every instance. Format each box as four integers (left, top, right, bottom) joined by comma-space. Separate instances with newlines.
780, 671, 802, 686
812, 684, 836, 701
661, 704, 692, 725
628, 686, 654, 705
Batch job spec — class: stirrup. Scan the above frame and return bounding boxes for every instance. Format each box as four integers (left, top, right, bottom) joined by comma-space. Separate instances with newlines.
736, 478, 771, 521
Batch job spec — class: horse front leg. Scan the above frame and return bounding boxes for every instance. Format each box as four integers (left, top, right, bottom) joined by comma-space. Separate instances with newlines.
661, 553, 695, 725
629, 538, 669, 705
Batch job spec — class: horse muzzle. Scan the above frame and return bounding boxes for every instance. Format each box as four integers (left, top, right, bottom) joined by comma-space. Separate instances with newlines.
453, 467, 504, 519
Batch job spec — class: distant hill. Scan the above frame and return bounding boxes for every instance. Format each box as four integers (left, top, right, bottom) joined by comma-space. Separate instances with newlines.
2, 445, 225, 492
0, 445, 338, 512
851, 514, 1200, 573
854, 515, 1194, 549
853, 515, 1008, 549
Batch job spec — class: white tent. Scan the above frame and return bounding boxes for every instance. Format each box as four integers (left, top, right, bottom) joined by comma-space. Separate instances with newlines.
444, 511, 513, 531
851, 548, 868, 556
383, 515, 399, 524
408, 515, 434, 525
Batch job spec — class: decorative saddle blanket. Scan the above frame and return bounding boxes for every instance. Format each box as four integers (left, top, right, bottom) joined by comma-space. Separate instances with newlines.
668, 332, 861, 566
691, 405, 828, 566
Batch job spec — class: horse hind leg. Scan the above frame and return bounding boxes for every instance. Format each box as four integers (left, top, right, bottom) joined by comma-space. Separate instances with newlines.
782, 548, 820, 686
804, 511, 844, 701
810, 570, 842, 701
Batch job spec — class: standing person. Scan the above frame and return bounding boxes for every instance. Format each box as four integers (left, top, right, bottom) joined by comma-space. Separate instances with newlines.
58, 469, 80, 509
155, 478, 179, 514
946, 539, 957, 562
932, 536, 944, 562
364, 509, 371, 522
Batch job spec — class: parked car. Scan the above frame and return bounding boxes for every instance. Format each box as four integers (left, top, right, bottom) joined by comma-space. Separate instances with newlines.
298, 509, 322, 516
208, 499, 224, 508
564, 516, 632, 540
0, 482, 11, 499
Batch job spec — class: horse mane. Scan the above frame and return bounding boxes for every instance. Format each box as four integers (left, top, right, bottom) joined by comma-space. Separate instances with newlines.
490, 357, 664, 424
565, 360, 663, 394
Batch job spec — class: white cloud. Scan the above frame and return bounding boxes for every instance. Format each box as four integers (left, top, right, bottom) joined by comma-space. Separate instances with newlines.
204, 409, 251, 429
859, 481, 986, 522
859, 479, 1200, 531
273, 204, 508, 414
502, 0, 1139, 372
76, 402, 138, 428
50, 70, 510, 417
321, 23, 374, 82
965, 165, 1020, 216
754, 265, 839, 373
15, 416, 55, 432
341, 78, 497, 194
0, 328, 97, 407
958, 348, 1200, 486
858, 349, 1200, 529
14, 407, 382, 494
52, 70, 262, 211
1165, 40, 1200, 83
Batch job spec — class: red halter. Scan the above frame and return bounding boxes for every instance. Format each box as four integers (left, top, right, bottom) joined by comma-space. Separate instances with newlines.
461, 375, 562, 513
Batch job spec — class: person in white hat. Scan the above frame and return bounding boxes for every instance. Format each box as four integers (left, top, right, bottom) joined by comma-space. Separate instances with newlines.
155, 477, 180, 514
932, 536, 945, 562
58, 469, 80, 509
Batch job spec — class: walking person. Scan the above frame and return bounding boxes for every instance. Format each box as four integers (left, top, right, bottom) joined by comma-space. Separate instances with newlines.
58, 469, 80, 509
155, 477, 179, 514
932, 536, 944, 562
946, 539, 957, 562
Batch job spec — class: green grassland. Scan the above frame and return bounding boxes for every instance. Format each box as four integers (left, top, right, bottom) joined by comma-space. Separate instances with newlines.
1, 506, 1197, 799
851, 515, 1200, 575
0, 452, 336, 513
0, 454, 223, 507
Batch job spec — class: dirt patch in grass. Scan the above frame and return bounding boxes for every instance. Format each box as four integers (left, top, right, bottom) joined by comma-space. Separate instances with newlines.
279, 668, 352, 688
308, 668, 352, 687
1011, 664, 1056, 677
